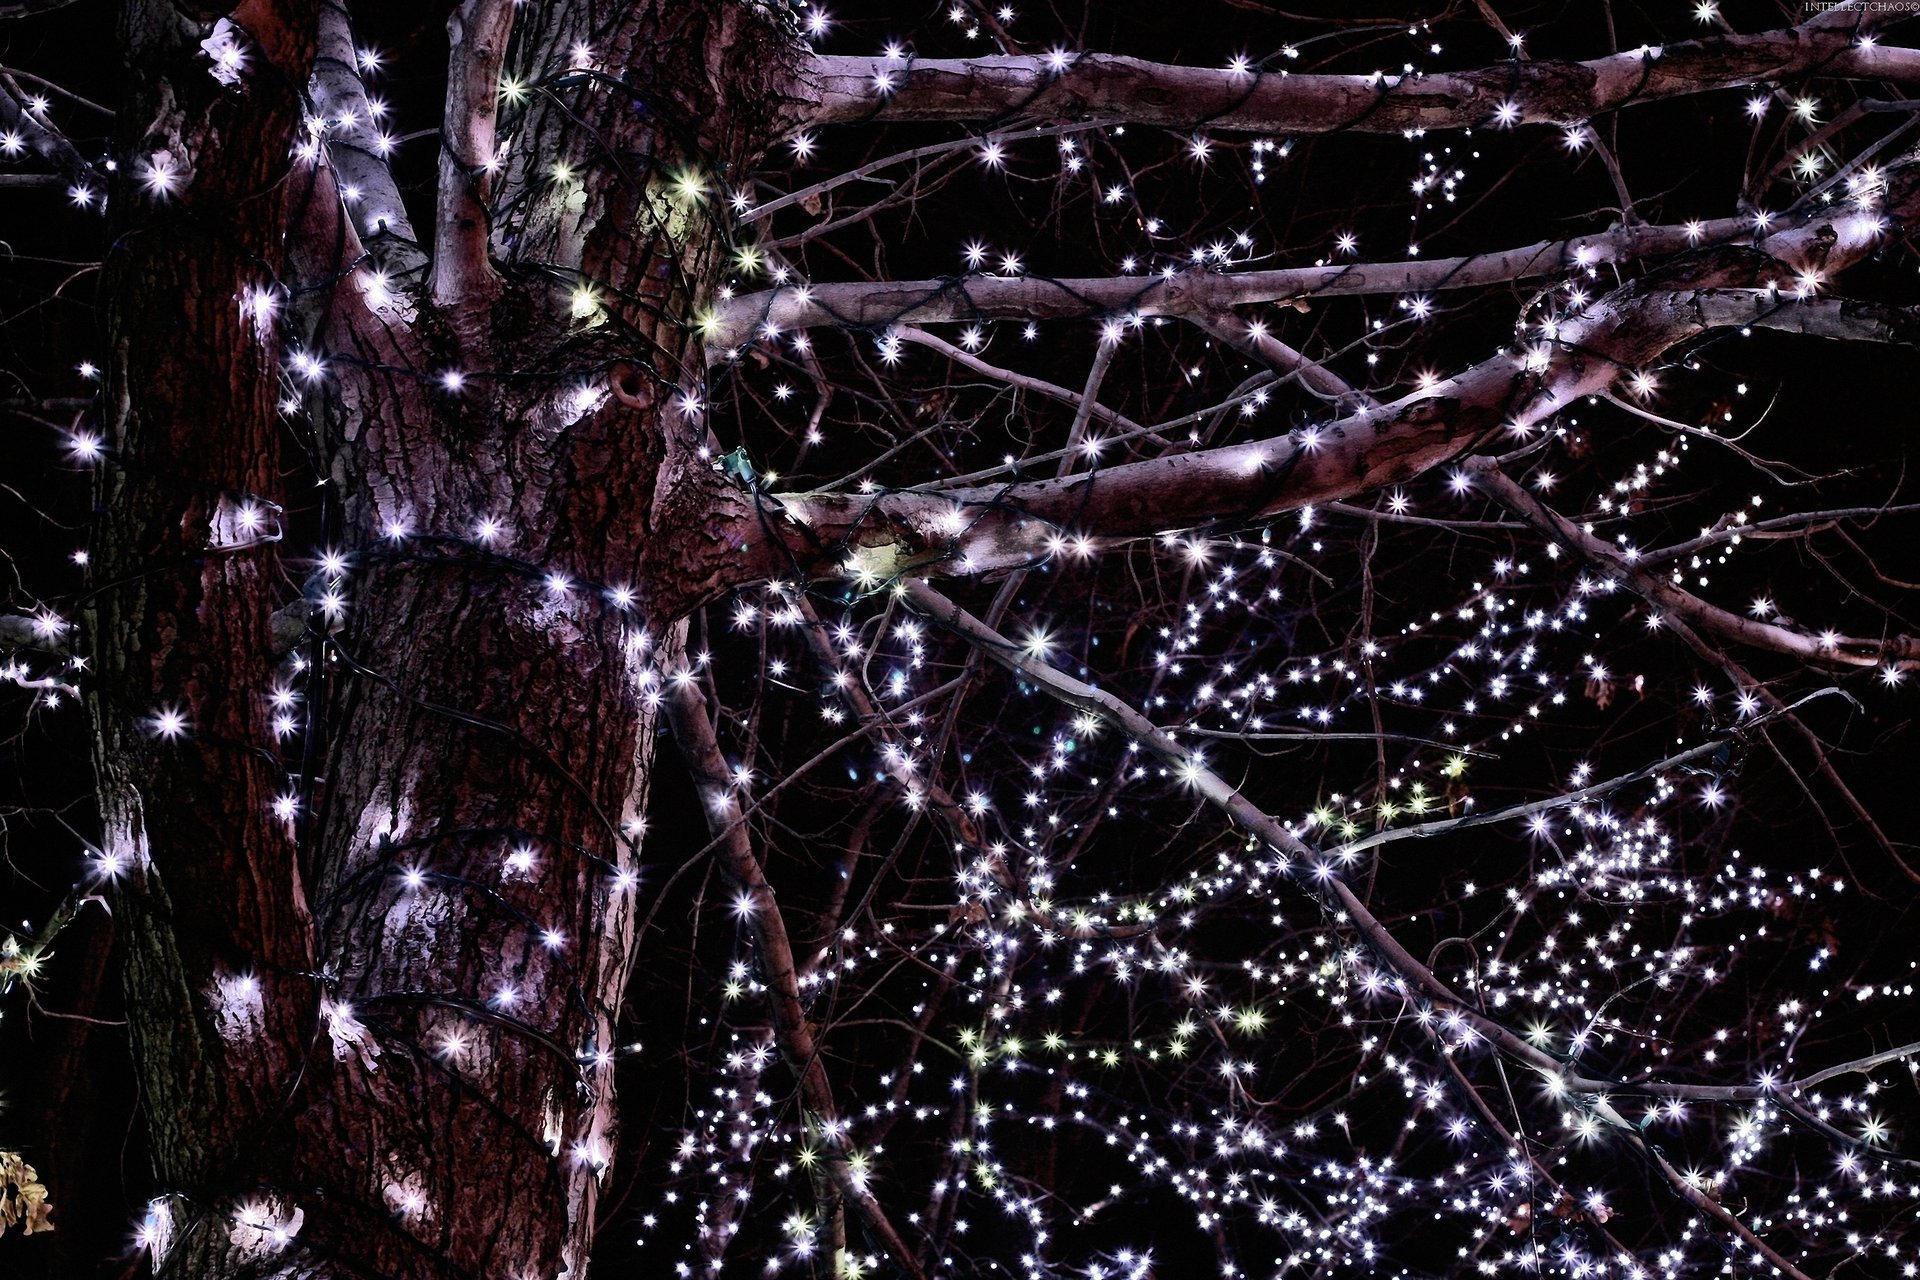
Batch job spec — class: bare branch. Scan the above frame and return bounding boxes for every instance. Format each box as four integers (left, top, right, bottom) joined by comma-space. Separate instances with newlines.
0, 64, 110, 117
738, 175, 1920, 588
0, 0, 79, 18
793, 17, 1917, 136
663, 677, 930, 1280
0, 610, 69, 654
742, 121, 1107, 225
1329, 734, 1735, 857
1641, 501, 1920, 566
791, 595, 986, 856
1468, 457, 1920, 671
893, 326, 1145, 433
712, 213, 1751, 348
0, 68, 96, 190
427, 0, 514, 312
903, 580, 1833, 1280
1194, 308, 1377, 411
1690, 287, 1920, 344
312, 0, 425, 273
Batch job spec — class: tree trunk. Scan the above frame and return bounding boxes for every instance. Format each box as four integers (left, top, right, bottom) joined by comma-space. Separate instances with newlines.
89, 2, 799, 1275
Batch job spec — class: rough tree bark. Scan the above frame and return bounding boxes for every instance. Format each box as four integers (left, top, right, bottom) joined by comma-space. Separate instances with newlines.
91, 0, 327, 1272
91, 2, 794, 1276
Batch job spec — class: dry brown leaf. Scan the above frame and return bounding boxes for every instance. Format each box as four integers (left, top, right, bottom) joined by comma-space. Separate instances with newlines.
0, 1151, 54, 1237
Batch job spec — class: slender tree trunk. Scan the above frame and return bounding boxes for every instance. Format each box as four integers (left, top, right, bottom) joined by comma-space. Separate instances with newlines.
89, 1, 799, 1275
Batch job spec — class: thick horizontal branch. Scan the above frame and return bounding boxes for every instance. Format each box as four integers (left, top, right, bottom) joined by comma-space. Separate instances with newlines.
793, 16, 1919, 135
712, 214, 1749, 348
0, 610, 69, 654
733, 173, 1919, 589
902, 582, 1901, 1110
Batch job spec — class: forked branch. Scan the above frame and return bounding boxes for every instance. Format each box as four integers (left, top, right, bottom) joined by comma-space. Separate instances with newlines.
733, 167, 1920, 591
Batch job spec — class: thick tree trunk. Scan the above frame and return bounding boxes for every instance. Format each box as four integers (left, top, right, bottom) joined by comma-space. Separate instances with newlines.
88, 2, 800, 1275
